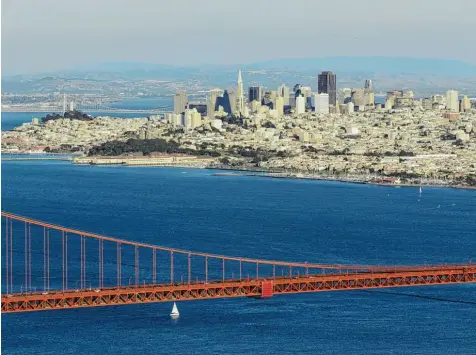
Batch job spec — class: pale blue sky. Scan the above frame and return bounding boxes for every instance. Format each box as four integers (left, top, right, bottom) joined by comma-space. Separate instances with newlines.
2, 0, 476, 74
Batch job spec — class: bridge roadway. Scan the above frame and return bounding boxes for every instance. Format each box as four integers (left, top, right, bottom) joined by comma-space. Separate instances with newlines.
2, 265, 475, 313
1, 106, 171, 114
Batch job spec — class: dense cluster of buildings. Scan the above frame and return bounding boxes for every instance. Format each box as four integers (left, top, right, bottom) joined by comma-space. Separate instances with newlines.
2, 68, 476, 187
169, 70, 474, 127
170, 70, 342, 123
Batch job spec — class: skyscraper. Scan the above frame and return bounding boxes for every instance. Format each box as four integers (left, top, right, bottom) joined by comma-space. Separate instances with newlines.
263, 90, 277, 108
278, 84, 290, 105
275, 96, 284, 116
218, 90, 232, 114
446, 90, 459, 112
295, 95, 306, 115
318, 71, 337, 106
314, 93, 329, 114
461, 95, 471, 112
248, 86, 262, 103
364, 79, 375, 105
208, 88, 223, 118
174, 91, 188, 114
236, 70, 245, 115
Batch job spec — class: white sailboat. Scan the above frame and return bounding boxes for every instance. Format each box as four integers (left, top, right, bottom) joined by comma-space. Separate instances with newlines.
170, 302, 179, 318
419, 186, 422, 194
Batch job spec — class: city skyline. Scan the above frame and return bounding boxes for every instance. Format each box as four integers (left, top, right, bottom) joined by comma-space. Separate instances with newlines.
2, 0, 476, 74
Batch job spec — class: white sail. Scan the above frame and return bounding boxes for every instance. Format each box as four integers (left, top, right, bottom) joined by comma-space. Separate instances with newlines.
170, 302, 179, 317
419, 186, 422, 194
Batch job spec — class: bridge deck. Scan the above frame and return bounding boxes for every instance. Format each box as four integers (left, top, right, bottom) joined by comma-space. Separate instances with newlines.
3, 267, 475, 313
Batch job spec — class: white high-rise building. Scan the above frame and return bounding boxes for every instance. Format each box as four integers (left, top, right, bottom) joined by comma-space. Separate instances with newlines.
460, 95, 471, 112
278, 84, 290, 105
174, 91, 188, 114
183, 109, 194, 129
301, 86, 312, 98
236, 70, 245, 115
314, 93, 329, 114
295, 96, 306, 115
446, 90, 459, 112
191, 110, 202, 128
275, 96, 284, 116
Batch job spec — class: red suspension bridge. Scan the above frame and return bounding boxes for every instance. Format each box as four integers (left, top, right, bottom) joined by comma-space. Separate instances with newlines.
2, 211, 475, 313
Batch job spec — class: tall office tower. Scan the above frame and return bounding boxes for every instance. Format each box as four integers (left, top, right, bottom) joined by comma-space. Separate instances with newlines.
275, 96, 284, 116
248, 86, 263, 103
250, 100, 261, 114
208, 88, 223, 118
289, 93, 296, 108
174, 91, 188, 114
301, 86, 312, 98
293, 84, 302, 98
263, 90, 277, 108
301, 86, 313, 107
183, 109, 193, 129
318, 71, 337, 106
363, 79, 375, 106
191, 109, 202, 128
295, 95, 306, 115
314, 93, 329, 114
228, 91, 237, 115
236, 70, 245, 115
351, 88, 365, 107
365, 92, 375, 106
278, 84, 290, 105
446, 90, 459, 112
460, 95, 471, 112
338, 88, 352, 103
217, 90, 233, 114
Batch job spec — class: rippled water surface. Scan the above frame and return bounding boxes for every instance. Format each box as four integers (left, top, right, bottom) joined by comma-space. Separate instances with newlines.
1, 160, 475, 354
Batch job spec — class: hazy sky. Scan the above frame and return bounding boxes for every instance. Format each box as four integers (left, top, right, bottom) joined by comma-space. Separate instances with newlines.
2, 0, 476, 74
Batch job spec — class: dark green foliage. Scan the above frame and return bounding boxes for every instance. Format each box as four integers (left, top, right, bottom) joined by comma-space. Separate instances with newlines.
88, 138, 220, 157
41, 110, 93, 123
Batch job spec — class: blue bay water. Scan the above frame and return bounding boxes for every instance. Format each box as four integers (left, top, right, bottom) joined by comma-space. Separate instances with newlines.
1, 98, 173, 131
1, 112, 152, 132
1, 159, 476, 354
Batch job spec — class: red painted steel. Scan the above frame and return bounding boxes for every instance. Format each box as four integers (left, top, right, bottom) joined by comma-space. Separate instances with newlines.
5, 217, 9, 294
1, 211, 475, 314
261, 281, 274, 298
2, 267, 475, 313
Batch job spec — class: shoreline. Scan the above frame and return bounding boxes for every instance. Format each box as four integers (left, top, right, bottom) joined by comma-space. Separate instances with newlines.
4, 152, 475, 191
207, 169, 476, 191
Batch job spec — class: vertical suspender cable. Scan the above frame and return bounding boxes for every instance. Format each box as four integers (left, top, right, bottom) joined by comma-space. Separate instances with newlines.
5, 217, 9, 294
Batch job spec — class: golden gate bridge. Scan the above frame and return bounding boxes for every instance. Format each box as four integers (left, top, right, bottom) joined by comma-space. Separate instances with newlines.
2, 211, 475, 313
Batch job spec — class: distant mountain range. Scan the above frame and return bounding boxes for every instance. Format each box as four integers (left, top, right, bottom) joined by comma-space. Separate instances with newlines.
3, 57, 476, 96
246, 57, 476, 76
4, 56, 476, 80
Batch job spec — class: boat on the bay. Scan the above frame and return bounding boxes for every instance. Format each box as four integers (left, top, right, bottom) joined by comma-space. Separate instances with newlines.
170, 302, 179, 318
